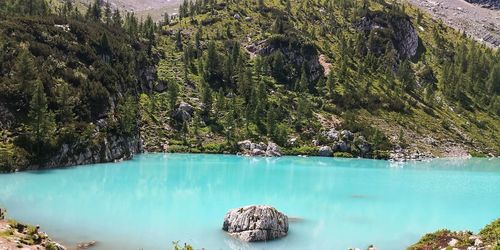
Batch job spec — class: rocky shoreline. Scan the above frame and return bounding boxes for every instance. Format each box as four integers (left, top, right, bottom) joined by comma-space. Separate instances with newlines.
408, 218, 500, 250
0, 208, 65, 250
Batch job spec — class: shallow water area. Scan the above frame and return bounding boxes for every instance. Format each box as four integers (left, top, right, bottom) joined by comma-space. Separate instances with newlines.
0, 154, 499, 250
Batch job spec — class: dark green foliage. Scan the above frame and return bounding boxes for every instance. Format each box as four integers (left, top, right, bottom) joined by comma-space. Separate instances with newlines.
117, 96, 138, 136
0, 0, 155, 168
27, 80, 56, 162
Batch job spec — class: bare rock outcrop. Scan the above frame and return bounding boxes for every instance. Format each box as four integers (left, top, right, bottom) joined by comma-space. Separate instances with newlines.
222, 205, 289, 242
356, 11, 419, 60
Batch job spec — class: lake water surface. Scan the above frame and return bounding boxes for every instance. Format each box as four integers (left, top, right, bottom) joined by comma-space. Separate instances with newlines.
0, 154, 499, 250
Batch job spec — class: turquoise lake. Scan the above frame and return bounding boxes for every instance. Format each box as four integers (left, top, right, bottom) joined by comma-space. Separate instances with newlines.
0, 154, 499, 250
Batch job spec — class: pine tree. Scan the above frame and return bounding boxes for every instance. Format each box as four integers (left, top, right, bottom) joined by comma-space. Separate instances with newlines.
167, 81, 179, 112
14, 48, 38, 103
297, 95, 312, 123
28, 80, 55, 161
296, 63, 309, 92
272, 16, 284, 34
90, 0, 102, 21
267, 105, 278, 137
239, 68, 253, 103
104, 1, 112, 25
182, 120, 189, 145
98, 33, 112, 62
285, 0, 291, 12
397, 60, 415, 92
117, 95, 138, 135
271, 51, 286, 84
201, 77, 213, 116
214, 88, 225, 119
326, 70, 336, 99
192, 112, 202, 147
223, 53, 234, 86
195, 28, 202, 56
486, 63, 500, 94
112, 9, 122, 27
175, 30, 183, 50
258, 0, 265, 10
56, 81, 74, 123
163, 12, 170, 26
204, 41, 221, 87
231, 42, 240, 65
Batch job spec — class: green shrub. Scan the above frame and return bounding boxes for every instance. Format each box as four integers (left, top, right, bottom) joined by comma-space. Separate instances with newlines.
167, 145, 190, 153
172, 241, 194, 250
333, 152, 353, 158
479, 218, 500, 247
283, 145, 317, 156
202, 143, 225, 153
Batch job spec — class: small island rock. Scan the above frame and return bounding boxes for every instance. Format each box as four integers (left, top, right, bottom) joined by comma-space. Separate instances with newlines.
222, 205, 288, 242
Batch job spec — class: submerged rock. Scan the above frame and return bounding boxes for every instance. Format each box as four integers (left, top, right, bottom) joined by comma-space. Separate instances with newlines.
77, 240, 97, 249
222, 205, 288, 242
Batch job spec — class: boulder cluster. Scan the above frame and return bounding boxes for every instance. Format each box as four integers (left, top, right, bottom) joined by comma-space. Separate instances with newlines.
237, 140, 282, 157
316, 128, 371, 157
222, 205, 288, 242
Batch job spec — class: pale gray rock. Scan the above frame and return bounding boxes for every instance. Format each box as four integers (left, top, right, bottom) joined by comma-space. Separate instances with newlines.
318, 146, 333, 157
238, 140, 252, 151
474, 238, 483, 246
266, 142, 282, 157
334, 141, 350, 152
354, 135, 371, 157
173, 102, 194, 123
222, 205, 288, 242
341, 130, 353, 141
252, 148, 266, 156
449, 238, 459, 247
324, 128, 339, 141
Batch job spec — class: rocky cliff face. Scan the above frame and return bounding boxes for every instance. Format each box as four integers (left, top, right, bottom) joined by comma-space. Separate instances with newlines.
246, 37, 324, 84
43, 134, 141, 170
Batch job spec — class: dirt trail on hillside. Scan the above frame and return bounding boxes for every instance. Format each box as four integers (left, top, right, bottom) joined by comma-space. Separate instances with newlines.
405, 0, 500, 48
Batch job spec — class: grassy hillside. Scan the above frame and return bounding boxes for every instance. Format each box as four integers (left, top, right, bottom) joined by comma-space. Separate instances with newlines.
140, 0, 499, 158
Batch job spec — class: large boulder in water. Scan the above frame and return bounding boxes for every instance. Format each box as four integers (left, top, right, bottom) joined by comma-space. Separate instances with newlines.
222, 205, 289, 242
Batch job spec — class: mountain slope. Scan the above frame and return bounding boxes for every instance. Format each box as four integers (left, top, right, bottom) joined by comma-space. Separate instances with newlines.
139, 0, 499, 159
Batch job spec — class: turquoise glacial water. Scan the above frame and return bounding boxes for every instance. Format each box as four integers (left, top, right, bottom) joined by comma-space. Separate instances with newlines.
0, 154, 499, 250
